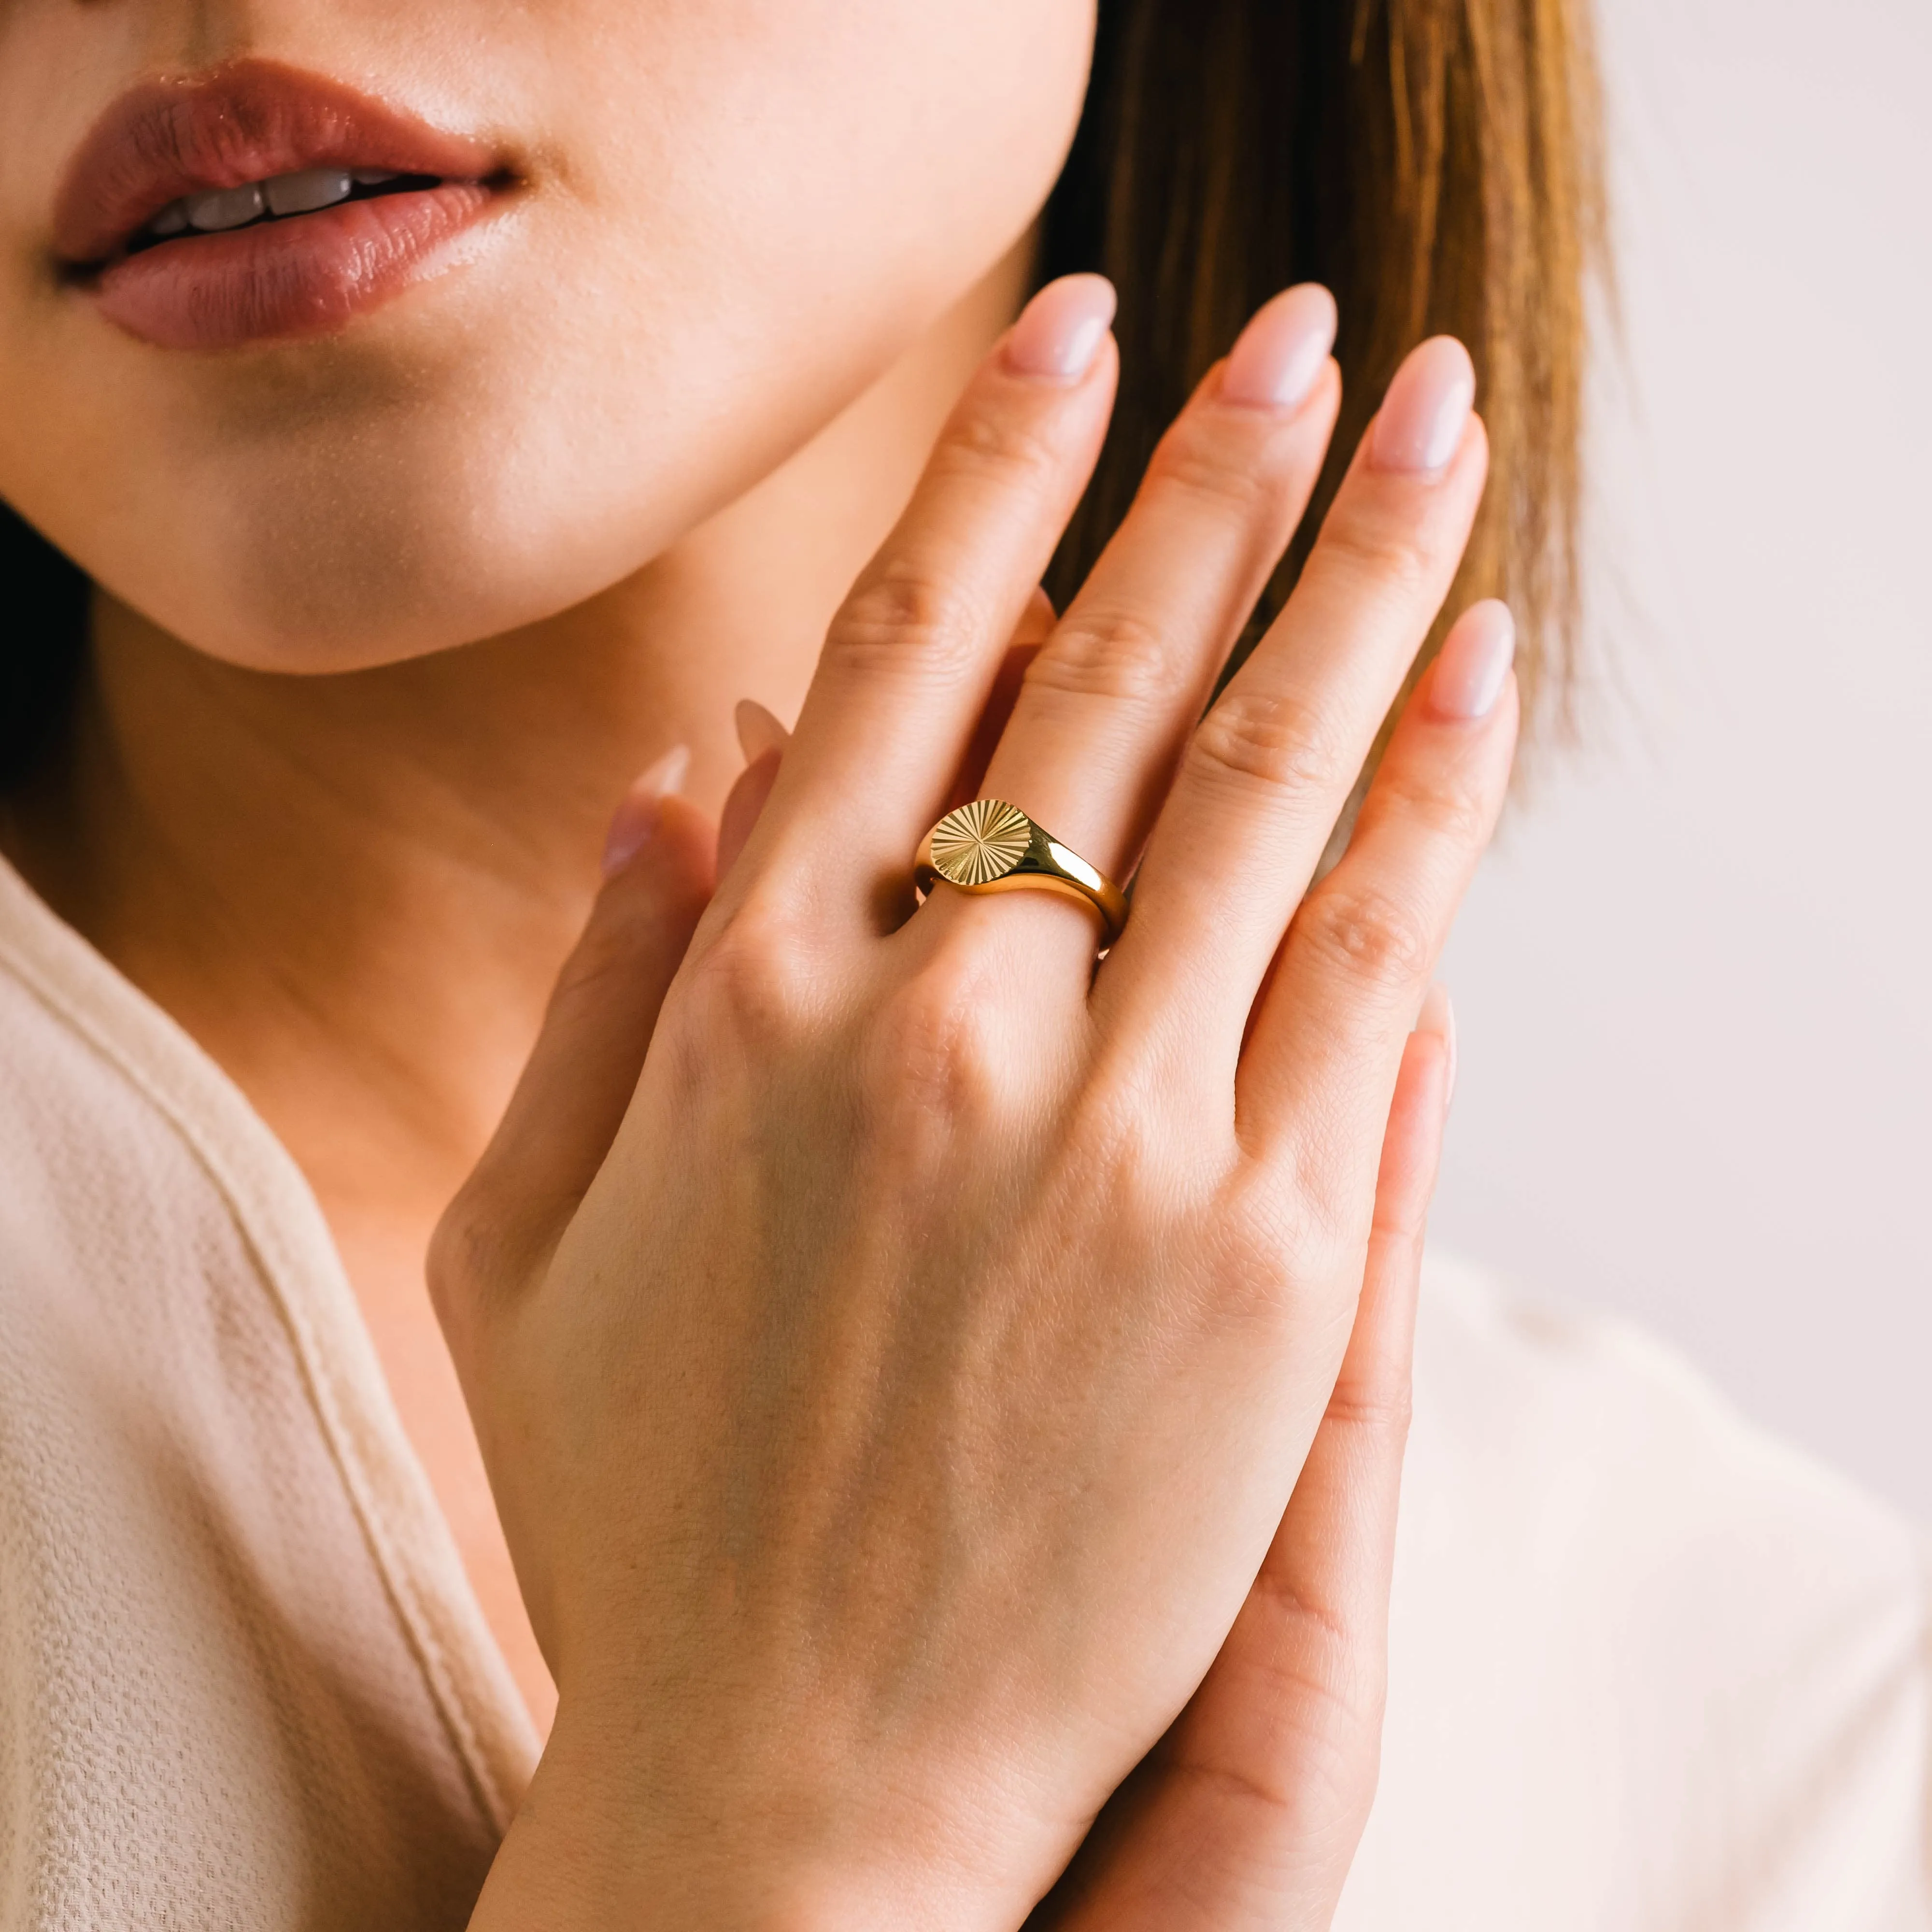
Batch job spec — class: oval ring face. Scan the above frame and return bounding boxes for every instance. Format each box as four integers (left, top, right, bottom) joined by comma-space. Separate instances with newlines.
926, 797, 1034, 886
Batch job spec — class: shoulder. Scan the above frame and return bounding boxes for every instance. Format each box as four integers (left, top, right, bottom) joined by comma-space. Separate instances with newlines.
1341, 1251, 1931, 1930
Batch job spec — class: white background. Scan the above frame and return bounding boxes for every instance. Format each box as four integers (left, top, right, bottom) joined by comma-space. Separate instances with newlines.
1434, 0, 1932, 1519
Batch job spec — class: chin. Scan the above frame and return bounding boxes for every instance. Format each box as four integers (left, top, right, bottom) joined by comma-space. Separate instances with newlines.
120, 437, 663, 675
2, 11, 1095, 673
42, 271, 857, 673
57, 243, 1008, 674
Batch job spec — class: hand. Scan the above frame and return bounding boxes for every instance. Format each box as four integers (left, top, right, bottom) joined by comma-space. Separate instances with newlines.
730, 691, 1449, 1932
437, 272, 1516, 1928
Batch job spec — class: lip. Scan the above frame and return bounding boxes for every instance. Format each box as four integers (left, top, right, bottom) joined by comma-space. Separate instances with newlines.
54, 58, 512, 351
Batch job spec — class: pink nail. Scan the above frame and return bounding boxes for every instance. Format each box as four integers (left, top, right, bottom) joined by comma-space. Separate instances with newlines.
1221, 284, 1337, 411
1415, 984, 1459, 1110
601, 744, 690, 878
734, 698, 790, 766
1371, 336, 1476, 473
1004, 274, 1117, 383
1428, 600, 1516, 721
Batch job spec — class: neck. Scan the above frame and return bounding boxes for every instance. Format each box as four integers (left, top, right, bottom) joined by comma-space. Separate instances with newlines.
10, 241, 1029, 1245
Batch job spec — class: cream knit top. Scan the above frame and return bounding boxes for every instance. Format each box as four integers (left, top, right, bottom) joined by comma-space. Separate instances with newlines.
0, 852, 1924, 1930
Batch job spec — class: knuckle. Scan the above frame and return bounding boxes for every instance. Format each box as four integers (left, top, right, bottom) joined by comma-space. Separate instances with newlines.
1189, 685, 1343, 797
1145, 421, 1281, 518
1026, 604, 1180, 709
1315, 510, 1436, 600
936, 400, 1065, 485
1295, 880, 1435, 988
1322, 1378, 1415, 1444
684, 900, 825, 1054
1066, 1068, 1168, 1193
1368, 763, 1493, 848
827, 559, 989, 684
868, 952, 1015, 1130
1235, 1153, 1382, 1302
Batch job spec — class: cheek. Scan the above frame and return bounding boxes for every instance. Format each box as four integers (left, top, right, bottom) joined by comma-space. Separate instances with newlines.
0, 0, 1095, 672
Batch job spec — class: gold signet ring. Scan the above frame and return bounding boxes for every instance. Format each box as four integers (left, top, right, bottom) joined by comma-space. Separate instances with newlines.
914, 798, 1128, 943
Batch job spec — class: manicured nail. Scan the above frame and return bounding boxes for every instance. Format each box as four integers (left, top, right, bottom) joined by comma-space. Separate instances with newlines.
1415, 982, 1458, 1110
1220, 284, 1337, 411
1004, 274, 1117, 383
600, 744, 690, 878
1371, 336, 1476, 473
734, 698, 790, 766
1428, 599, 1516, 720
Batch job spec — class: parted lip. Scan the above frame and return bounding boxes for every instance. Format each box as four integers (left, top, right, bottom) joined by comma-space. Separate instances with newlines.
53, 57, 504, 267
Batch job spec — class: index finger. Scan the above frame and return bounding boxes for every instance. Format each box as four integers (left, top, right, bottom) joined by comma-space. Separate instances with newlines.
742, 277, 1119, 920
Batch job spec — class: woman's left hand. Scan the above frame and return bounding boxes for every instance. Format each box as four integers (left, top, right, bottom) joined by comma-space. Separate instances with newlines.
724, 702, 1449, 1930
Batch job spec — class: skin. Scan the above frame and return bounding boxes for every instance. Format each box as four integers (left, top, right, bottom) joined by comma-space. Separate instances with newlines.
0, 3, 1513, 1925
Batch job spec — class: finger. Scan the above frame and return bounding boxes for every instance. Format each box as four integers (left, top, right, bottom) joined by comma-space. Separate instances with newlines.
739, 277, 1119, 909
1099, 337, 1486, 1056
1033, 1009, 1449, 1932
719, 583, 1049, 881
1239, 600, 1513, 1176
719, 700, 792, 879
965, 288, 1338, 922
734, 696, 790, 765
429, 751, 714, 1343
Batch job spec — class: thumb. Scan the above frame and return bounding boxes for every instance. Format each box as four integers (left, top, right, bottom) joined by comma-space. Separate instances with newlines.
431, 748, 715, 1343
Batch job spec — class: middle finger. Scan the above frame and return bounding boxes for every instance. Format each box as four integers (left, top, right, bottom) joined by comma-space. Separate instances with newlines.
928, 285, 1342, 949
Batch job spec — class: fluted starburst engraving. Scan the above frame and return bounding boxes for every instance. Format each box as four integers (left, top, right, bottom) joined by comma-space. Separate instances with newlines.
927, 798, 1033, 886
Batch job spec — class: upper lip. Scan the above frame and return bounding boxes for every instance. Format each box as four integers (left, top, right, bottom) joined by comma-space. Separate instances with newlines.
54, 58, 503, 267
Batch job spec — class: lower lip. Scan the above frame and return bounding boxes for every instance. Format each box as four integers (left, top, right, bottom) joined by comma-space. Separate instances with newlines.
87, 182, 498, 351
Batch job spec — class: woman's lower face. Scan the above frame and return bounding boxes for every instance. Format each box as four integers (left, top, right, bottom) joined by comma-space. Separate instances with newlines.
0, 0, 1094, 671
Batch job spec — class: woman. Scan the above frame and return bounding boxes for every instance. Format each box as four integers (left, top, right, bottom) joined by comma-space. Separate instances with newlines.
0, 3, 1923, 1927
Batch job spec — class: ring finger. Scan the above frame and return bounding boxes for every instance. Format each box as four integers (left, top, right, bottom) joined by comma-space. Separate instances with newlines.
921, 285, 1342, 952
1099, 336, 1488, 1063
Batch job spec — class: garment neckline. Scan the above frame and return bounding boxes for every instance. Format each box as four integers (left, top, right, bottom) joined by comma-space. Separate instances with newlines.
0, 847, 540, 1823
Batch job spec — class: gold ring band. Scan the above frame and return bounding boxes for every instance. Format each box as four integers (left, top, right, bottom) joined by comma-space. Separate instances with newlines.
914, 798, 1128, 943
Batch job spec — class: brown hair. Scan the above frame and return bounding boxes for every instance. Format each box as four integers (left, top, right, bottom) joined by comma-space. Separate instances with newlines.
1037, 0, 1604, 750
0, 0, 1601, 786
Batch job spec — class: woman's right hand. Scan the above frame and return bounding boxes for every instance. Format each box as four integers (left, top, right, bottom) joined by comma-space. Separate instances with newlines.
436, 273, 1517, 1929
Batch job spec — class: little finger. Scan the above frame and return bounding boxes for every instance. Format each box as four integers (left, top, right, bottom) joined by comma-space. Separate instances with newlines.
1238, 600, 1515, 1172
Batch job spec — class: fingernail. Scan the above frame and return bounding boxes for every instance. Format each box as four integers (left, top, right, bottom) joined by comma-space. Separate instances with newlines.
1220, 284, 1337, 411
733, 698, 790, 766
600, 744, 690, 878
1004, 274, 1117, 383
1428, 600, 1516, 720
1415, 982, 1458, 1110
1370, 336, 1477, 473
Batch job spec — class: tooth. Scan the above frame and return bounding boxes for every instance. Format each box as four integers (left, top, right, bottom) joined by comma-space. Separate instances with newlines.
351, 170, 400, 187
149, 201, 189, 237
185, 183, 266, 232
264, 169, 355, 217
